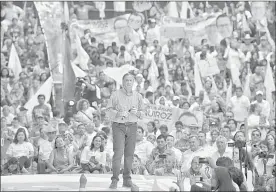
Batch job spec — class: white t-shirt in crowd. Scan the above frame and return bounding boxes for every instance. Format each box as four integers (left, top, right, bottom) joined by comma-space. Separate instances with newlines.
6, 142, 34, 158
80, 146, 107, 166
229, 95, 250, 122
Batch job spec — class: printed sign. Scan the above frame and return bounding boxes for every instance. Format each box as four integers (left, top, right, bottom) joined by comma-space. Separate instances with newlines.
133, 2, 153, 12
138, 104, 198, 133
160, 25, 186, 39
197, 58, 220, 77
160, 14, 221, 46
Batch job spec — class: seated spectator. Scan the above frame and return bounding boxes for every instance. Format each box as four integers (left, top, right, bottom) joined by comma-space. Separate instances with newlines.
131, 154, 148, 175
146, 134, 176, 175
34, 125, 54, 174
166, 135, 182, 165
208, 129, 219, 147
221, 126, 234, 143
159, 124, 169, 136
1, 105, 14, 125
1, 157, 29, 175
47, 136, 74, 174
76, 99, 95, 124
84, 123, 97, 147
182, 156, 211, 185
32, 94, 51, 122
146, 121, 160, 137
211, 136, 232, 163
146, 134, 156, 145
181, 135, 205, 172
134, 126, 154, 165
6, 128, 34, 169
254, 140, 275, 177
80, 135, 107, 174
170, 121, 184, 141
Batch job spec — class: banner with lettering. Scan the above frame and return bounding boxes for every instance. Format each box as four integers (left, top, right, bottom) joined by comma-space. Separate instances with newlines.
70, 14, 131, 46
197, 58, 220, 77
138, 104, 198, 133
160, 13, 221, 46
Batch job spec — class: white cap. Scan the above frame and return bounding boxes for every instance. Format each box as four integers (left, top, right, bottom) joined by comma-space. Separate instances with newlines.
173, 96, 180, 100
256, 91, 263, 95
149, 18, 156, 23
136, 74, 143, 78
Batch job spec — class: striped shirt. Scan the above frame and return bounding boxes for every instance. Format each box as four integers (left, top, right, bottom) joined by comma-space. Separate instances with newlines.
106, 88, 144, 123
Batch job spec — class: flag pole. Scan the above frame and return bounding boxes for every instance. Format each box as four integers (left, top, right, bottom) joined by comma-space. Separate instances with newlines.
61, 1, 68, 114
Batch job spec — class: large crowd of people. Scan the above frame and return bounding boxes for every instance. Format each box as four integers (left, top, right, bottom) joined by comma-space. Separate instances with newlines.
1, 1, 276, 191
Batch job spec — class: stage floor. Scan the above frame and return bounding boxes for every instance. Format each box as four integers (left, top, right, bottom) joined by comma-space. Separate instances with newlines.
1, 174, 178, 191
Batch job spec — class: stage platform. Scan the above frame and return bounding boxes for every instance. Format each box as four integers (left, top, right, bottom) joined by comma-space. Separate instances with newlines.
1, 174, 180, 191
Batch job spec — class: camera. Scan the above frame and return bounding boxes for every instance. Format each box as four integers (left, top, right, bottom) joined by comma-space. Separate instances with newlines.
200, 52, 206, 60
258, 151, 274, 159
228, 143, 235, 147
234, 140, 246, 149
195, 176, 203, 183
199, 157, 208, 164
76, 77, 86, 84
159, 154, 167, 159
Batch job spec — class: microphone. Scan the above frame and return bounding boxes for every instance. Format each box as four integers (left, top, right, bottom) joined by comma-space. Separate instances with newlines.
121, 108, 133, 120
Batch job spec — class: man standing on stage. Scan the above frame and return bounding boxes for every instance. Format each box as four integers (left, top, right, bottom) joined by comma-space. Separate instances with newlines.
106, 73, 144, 189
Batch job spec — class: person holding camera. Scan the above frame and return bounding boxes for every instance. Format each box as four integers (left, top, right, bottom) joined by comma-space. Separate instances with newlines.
146, 134, 176, 176
181, 156, 211, 186
75, 76, 100, 106
254, 140, 275, 177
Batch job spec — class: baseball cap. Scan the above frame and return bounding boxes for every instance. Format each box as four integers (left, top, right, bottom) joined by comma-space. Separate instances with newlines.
136, 74, 143, 78
256, 91, 263, 95
19, 106, 28, 111
173, 96, 180, 101
149, 18, 156, 23
209, 121, 219, 126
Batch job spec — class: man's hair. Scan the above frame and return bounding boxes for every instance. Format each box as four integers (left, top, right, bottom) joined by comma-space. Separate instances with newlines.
37, 94, 45, 99
251, 129, 262, 137
216, 13, 231, 26
216, 135, 227, 144
198, 131, 206, 137
145, 91, 153, 98
137, 126, 144, 134
157, 134, 167, 141
223, 125, 231, 132
175, 121, 183, 127
166, 134, 174, 140
159, 124, 168, 132
216, 156, 234, 168
122, 73, 134, 80
228, 166, 244, 187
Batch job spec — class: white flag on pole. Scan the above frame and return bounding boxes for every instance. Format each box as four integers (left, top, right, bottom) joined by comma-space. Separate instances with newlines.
8, 44, 22, 80
24, 77, 53, 115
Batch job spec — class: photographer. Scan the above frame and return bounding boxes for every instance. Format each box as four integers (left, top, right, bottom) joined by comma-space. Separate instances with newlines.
75, 76, 100, 106
232, 132, 255, 171
254, 140, 275, 177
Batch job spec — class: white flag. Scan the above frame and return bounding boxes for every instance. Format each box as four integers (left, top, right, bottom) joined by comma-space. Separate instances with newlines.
72, 33, 89, 71
72, 63, 87, 78
103, 64, 138, 86
24, 77, 53, 115
8, 44, 22, 80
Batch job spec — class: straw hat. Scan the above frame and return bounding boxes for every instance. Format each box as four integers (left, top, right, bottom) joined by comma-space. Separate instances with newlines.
242, 34, 255, 43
